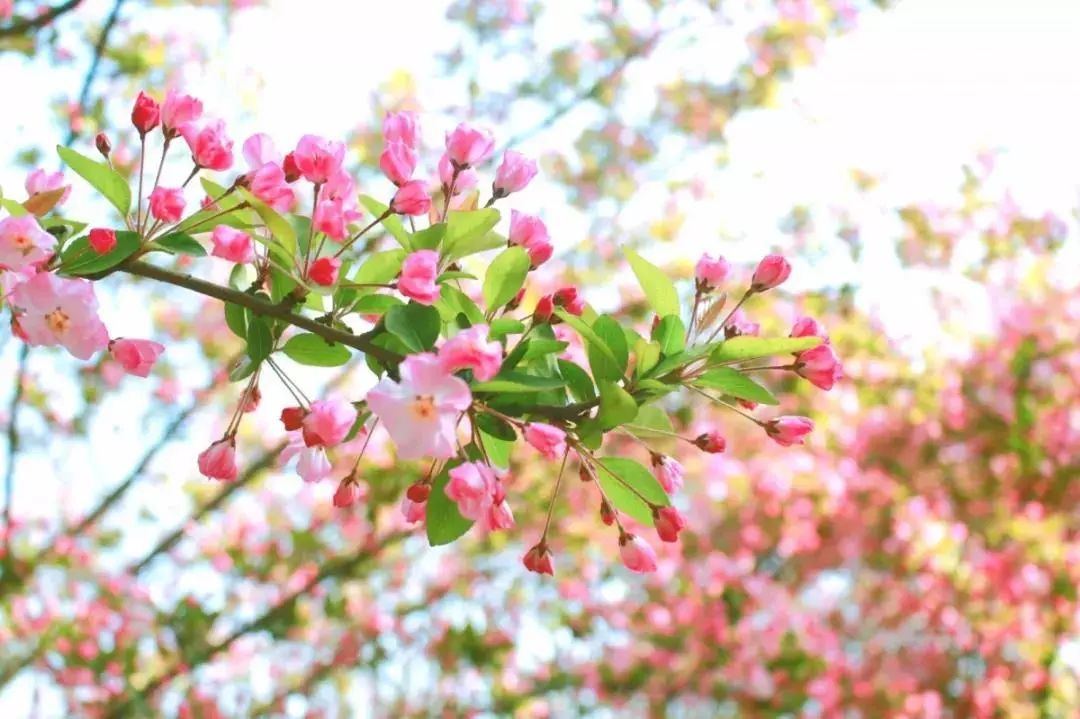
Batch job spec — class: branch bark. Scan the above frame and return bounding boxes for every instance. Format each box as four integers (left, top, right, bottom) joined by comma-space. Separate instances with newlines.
0, 0, 83, 39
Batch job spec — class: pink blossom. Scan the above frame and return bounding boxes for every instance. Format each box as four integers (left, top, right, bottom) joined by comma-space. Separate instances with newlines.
398, 249, 440, 304
438, 325, 502, 381
445, 461, 498, 520
248, 163, 294, 212
88, 228, 116, 254
0, 1, 11, 20
509, 210, 553, 267
619, 534, 658, 573
654, 506, 687, 543
438, 153, 477, 194
790, 316, 829, 343
0, 216, 55, 272
148, 187, 185, 223
334, 479, 361, 508
380, 141, 417, 186
693, 430, 726, 453
764, 415, 814, 446
25, 168, 71, 206
242, 133, 281, 167
553, 287, 585, 316
523, 543, 554, 575
293, 135, 346, 184
109, 338, 165, 378
182, 120, 233, 170
445, 122, 495, 168
131, 91, 161, 135
302, 395, 358, 448
400, 496, 425, 523
198, 438, 237, 481
297, 447, 332, 483
651, 455, 684, 494
383, 111, 420, 148
365, 353, 472, 460
9, 272, 109, 359
161, 90, 203, 135
751, 253, 791, 291
210, 225, 255, 264
524, 423, 566, 460
695, 253, 729, 289
308, 256, 341, 286
486, 500, 515, 531
390, 180, 431, 216
493, 150, 537, 196
795, 343, 842, 390
313, 199, 348, 240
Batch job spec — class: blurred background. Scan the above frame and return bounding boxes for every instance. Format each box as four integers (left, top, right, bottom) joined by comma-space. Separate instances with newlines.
1, 0, 1079, 716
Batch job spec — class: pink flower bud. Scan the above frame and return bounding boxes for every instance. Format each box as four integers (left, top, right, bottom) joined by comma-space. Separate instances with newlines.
25, 168, 70, 205
383, 111, 419, 148
445, 122, 495, 168
398, 249, 440, 304
148, 187, 185, 223
751, 254, 791, 292
333, 479, 360, 508
88, 228, 117, 254
790, 316, 829, 343
210, 225, 254, 264
509, 210, 553, 267
650, 454, 684, 494
301, 395, 358, 448
524, 423, 566, 461
493, 150, 537, 196
523, 543, 554, 575
619, 533, 658, 573
553, 287, 584, 315
654, 506, 686, 543
401, 496, 426, 523
161, 90, 203, 137
293, 134, 345, 185
182, 120, 233, 171
379, 141, 417, 186
794, 343, 842, 391
390, 179, 431, 216
533, 295, 555, 323
308, 256, 341, 287
95, 132, 112, 159
695, 253, 729, 289
198, 438, 237, 481
280, 406, 307, 431
764, 416, 814, 447
487, 500, 515, 531
131, 91, 161, 135
693, 430, 726, 454
438, 324, 502, 381
109, 338, 165, 378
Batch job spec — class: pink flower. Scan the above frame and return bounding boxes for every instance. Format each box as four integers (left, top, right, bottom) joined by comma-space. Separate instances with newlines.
280, 406, 306, 431
619, 534, 658, 573
398, 249, 439, 304
695, 253, 729, 289
0, 216, 55, 272
182, 120, 233, 171
88, 228, 116, 254
524, 423, 566, 460
25, 168, 71, 206
210, 225, 255, 264
445, 122, 495, 168
302, 395, 358, 447
198, 438, 237, 481
242, 133, 281, 167
0, 0, 11, 20
308, 256, 341, 286
334, 479, 360, 508
438, 324, 502, 381
390, 180, 431, 216
131, 91, 161, 135
553, 287, 585, 316
383, 111, 420, 148
509, 210, 553, 267
751, 254, 791, 291
380, 141, 417, 186
523, 543, 554, 575
9, 272, 109, 359
109, 338, 165, 378
248, 163, 294, 212
445, 461, 499, 520
533, 295, 554, 323
293, 134, 346, 184
438, 153, 477, 194
790, 316, 829, 343
297, 447, 332, 482
313, 199, 348, 240
148, 187, 185, 223
654, 506, 687, 543
795, 343, 842, 390
727, 310, 760, 337
365, 353, 472, 460
493, 150, 537, 196
486, 500, 515, 531
400, 496, 426, 523
693, 430, 726, 454
161, 90, 203, 136
650, 455, 684, 494
764, 416, 814, 446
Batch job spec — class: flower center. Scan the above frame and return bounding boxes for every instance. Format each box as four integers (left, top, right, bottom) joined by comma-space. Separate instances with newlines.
46, 308, 71, 335
411, 395, 436, 420
12, 234, 32, 255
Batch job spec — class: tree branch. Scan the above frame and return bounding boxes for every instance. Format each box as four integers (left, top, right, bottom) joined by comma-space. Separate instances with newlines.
0, 0, 83, 39
65, 0, 126, 144
2, 344, 29, 566
119, 259, 401, 365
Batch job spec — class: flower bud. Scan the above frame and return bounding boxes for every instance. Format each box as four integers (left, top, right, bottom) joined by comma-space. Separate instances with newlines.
693, 430, 727, 454
88, 228, 116, 254
333, 478, 360, 508
533, 295, 555, 323
654, 506, 687, 543
522, 543, 554, 576
95, 132, 112, 159
280, 406, 307, 431
750, 254, 791, 292
406, 482, 431, 503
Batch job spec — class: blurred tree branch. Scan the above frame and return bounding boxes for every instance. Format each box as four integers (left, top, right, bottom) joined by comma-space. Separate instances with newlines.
0, 0, 83, 39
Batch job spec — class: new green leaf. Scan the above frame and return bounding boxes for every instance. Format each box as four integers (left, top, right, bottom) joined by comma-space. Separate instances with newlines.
57, 145, 131, 217
625, 248, 679, 318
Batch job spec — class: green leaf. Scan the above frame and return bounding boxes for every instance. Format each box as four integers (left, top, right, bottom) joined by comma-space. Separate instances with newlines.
587, 315, 628, 383
154, 232, 206, 257
482, 246, 530, 312
352, 294, 403, 315
556, 310, 620, 375
480, 432, 514, 469
385, 303, 441, 352
224, 302, 247, 339
282, 333, 352, 367
595, 457, 670, 526
228, 355, 258, 382
652, 315, 686, 355
489, 318, 525, 340
625, 248, 679, 318
237, 188, 296, 252
411, 223, 446, 251
443, 209, 501, 259
57, 145, 131, 217
521, 339, 569, 361
359, 195, 411, 249
437, 270, 477, 283
625, 405, 676, 438
472, 373, 566, 393
245, 315, 273, 363
475, 413, 517, 442
0, 198, 28, 217
596, 380, 637, 430
58, 230, 140, 276
437, 285, 484, 326
634, 338, 661, 378
694, 367, 779, 405
710, 336, 821, 363
426, 464, 474, 546
558, 360, 596, 403
352, 249, 405, 287
646, 342, 719, 380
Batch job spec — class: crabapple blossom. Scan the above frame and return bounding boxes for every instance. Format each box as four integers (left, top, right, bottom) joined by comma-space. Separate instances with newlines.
654, 506, 687, 543
438, 325, 502, 381
397, 250, 439, 304
182, 120, 233, 170
148, 187, 185, 223
160, 89, 203, 136
695, 253, 729, 288
794, 343, 842, 390
130, 91, 160, 135
650, 454, 684, 494
296, 447, 332, 483
197, 438, 237, 481
618, 533, 658, 573
445, 122, 495, 168
108, 338, 165, 378
790, 316, 829, 343
88, 228, 116, 254
694, 430, 727, 453
523, 543, 554, 575
25, 168, 70, 205
380, 141, 417, 186
524, 423, 566, 460
751, 253, 792, 291
301, 396, 358, 448
390, 180, 431, 216
383, 111, 419, 148
333, 479, 360, 508
0, 215, 55, 271
509, 210, 553, 267
293, 134, 345, 184
492, 150, 537, 196
764, 416, 814, 446
308, 256, 341, 286
210, 226, 254, 264
9, 272, 108, 359
438, 153, 477, 194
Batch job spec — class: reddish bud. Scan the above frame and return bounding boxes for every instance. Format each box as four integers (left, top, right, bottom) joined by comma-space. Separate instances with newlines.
750, 254, 792, 292
654, 506, 687, 543
333, 479, 360, 508
506, 287, 526, 311
282, 152, 301, 183
579, 464, 593, 483
308, 256, 341, 287
600, 499, 616, 526
242, 385, 261, 413
131, 91, 161, 136
95, 132, 112, 159
280, 406, 306, 431
522, 543, 554, 576
406, 483, 431, 503
693, 430, 727, 453
533, 295, 555, 323
553, 286, 585, 315
88, 228, 117, 254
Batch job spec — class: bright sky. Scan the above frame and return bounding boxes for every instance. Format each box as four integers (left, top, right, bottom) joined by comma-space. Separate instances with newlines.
2, 0, 1080, 714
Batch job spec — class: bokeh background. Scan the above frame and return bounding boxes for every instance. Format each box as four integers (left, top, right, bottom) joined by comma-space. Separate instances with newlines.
1, 0, 1079, 716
